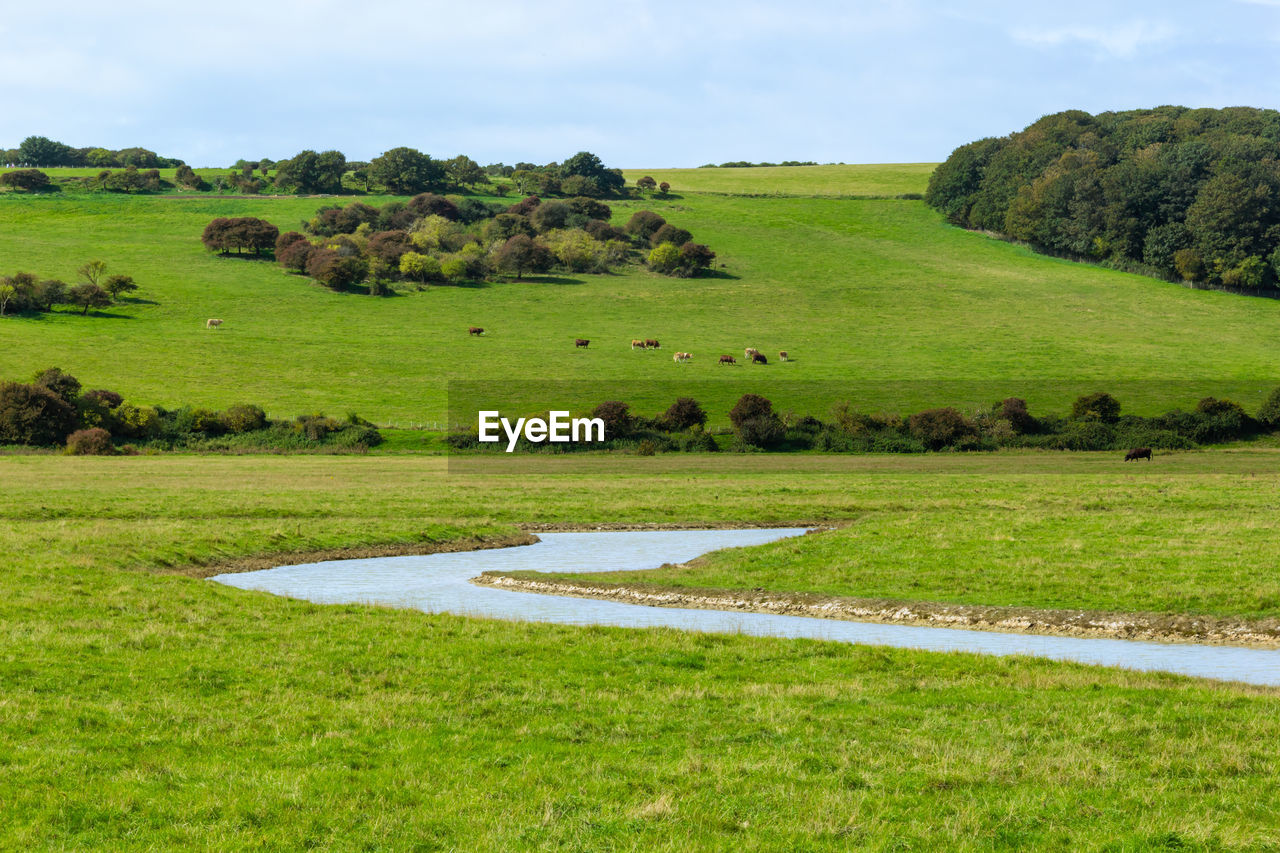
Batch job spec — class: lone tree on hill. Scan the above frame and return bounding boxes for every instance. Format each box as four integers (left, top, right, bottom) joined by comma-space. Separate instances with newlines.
0, 169, 51, 192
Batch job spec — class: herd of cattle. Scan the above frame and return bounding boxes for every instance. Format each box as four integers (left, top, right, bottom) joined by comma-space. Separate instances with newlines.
463, 327, 792, 365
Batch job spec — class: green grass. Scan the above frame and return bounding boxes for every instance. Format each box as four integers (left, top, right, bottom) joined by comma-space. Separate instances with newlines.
4, 452, 1280, 849
532, 449, 1280, 620
620, 163, 936, 196
3, 187, 1280, 427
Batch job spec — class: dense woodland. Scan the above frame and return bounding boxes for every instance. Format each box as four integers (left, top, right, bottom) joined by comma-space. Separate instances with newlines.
926, 107, 1280, 289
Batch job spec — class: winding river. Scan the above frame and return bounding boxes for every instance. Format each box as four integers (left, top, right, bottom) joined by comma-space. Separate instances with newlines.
210, 528, 1280, 686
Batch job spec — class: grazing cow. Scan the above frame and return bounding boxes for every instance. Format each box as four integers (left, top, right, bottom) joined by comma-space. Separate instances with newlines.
631, 339, 645, 350
744, 347, 759, 359
1124, 447, 1152, 462
751, 352, 768, 364
779, 351, 789, 361
575, 338, 590, 348
646, 339, 660, 349
673, 352, 692, 363
468, 326, 484, 336
206, 318, 223, 329
719, 355, 736, 365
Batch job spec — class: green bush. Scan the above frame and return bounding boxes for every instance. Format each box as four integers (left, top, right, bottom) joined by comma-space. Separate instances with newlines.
1052, 420, 1116, 450
1071, 391, 1121, 423
223, 404, 267, 434
1258, 386, 1280, 429
0, 382, 77, 445
907, 407, 978, 450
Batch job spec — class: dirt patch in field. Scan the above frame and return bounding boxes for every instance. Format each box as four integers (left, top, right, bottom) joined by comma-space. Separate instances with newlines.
473, 574, 1280, 649
180, 533, 539, 579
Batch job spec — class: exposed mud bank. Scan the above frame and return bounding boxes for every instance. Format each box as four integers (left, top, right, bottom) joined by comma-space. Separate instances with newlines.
474, 574, 1280, 649
182, 533, 539, 579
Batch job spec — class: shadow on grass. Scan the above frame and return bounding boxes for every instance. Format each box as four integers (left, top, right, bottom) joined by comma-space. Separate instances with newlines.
698, 268, 741, 281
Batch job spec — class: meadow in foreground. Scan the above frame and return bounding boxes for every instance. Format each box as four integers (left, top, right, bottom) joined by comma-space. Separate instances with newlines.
3, 452, 1279, 850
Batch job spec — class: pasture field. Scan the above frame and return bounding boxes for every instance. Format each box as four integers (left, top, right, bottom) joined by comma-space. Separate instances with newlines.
620, 163, 937, 196
2, 452, 1280, 849
3, 181, 1280, 427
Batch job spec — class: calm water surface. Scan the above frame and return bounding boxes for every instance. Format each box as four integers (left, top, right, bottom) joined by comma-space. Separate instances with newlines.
211, 529, 1280, 686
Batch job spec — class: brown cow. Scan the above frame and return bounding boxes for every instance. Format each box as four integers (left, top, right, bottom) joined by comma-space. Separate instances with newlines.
1124, 447, 1152, 461
206, 318, 223, 330
631, 339, 645, 350
719, 355, 736, 365
575, 338, 590, 348
646, 339, 660, 349
751, 352, 768, 364
778, 351, 789, 361
744, 347, 759, 359
468, 326, 484, 336
673, 352, 691, 363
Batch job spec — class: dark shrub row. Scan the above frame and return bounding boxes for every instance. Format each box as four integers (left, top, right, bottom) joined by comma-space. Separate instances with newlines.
0, 368, 381, 454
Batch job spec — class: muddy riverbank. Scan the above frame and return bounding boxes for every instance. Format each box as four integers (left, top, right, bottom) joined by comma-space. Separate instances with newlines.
474, 574, 1280, 649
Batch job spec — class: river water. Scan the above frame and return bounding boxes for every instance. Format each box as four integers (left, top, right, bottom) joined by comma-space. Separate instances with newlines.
210, 528, 1280, 686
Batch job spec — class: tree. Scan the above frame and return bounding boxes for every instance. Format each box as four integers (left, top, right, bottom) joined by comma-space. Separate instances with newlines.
370, 147, 444, 195
494, 234, 553, 279
445, 155, 488, 188
274, 149, 347, 194
677, 242, 715, 276
201, 217, 280, 255
591, 401, 634, 438
18, 136, 70, 167
0, 169, 51, 192
636, 175, 657, 192
0, 284, 15, 316
32, 279, 66, 312
650, 223, 692, 248
103, 275, 138, 300
77, 260, 107, 287
33, 367, 82, 402
658, 182, 670, 195
68, 283, 112, 315
174, 164, 204, 190
560, 151, 625, 195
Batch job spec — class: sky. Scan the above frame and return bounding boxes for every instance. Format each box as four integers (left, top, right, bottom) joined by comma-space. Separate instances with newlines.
4, 0, 1280, 168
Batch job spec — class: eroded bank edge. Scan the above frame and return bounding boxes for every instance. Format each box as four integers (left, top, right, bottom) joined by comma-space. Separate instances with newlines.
473, 574, 1280, 649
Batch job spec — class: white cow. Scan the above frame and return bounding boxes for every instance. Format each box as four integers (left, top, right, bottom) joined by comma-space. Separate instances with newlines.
206, 318, 224, 329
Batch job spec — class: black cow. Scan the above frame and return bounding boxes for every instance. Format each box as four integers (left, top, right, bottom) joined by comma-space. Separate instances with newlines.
1124, 447, 1152, 461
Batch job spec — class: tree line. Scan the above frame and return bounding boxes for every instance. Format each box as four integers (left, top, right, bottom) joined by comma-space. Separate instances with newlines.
0, 367, 381, 453
0, 261, 137, 317
450, 388, 1280, 454
3, 136, 183, 169
926, 107, 1280, 290
203, 193, 715, 292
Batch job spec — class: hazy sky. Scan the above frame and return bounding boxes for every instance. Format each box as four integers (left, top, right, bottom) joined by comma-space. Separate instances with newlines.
4, 1, 1280, 167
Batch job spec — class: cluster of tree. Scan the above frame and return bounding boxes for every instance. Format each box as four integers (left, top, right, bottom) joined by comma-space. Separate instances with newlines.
0, 261, 137, 317
3, 136, 183, 169
927, 106, 1280, 289
0, 367, 382, 453
201, 218, 280, 256
232, 193, 713, 292
449, 388, 1280, 454
0, 169, 52, 192
506, 152, 626, 199
633, 176, 671, 195
698, 161, 820, 168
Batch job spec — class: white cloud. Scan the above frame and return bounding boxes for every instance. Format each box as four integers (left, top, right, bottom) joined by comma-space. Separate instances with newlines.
1009, 21, 1175, 59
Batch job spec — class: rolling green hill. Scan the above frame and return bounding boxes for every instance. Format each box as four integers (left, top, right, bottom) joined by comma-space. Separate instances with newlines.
2, 164, 1279, 426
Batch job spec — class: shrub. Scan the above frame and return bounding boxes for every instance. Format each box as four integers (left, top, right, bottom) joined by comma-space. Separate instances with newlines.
306, 248, 368, 290
870, 433, 925, 453
1, 169, 52, 192
277, 239, 314, 273
1258, 386, 1280, 429
1071, 391, 1121, 423
1052, 420, 1116, 450
82, 389, 123, 409
729, 394, 784, 449
625, 210, 666, 242
0, 382, 77, 445
997, 397, 1037, 433
294, 414, 341, 441
223, 404, 268, 434
907, 407, 978, 450
399, 252, 443, 284
113, 403, 160, 439
647, 243, 682, 274
33, 367, 82, 401
677, 243, 715, 276
658, 397, 707, 431
65, 427, 116, 456
583, 219, 626, 242
650, 223, 692, 248
592, 401, 634, 438
529, 200, 572, 233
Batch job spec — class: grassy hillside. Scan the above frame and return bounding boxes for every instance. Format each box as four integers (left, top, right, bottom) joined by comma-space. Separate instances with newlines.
4, 453, 1280, 849
620, 163, 935, 196
3, 174, 1280, 426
